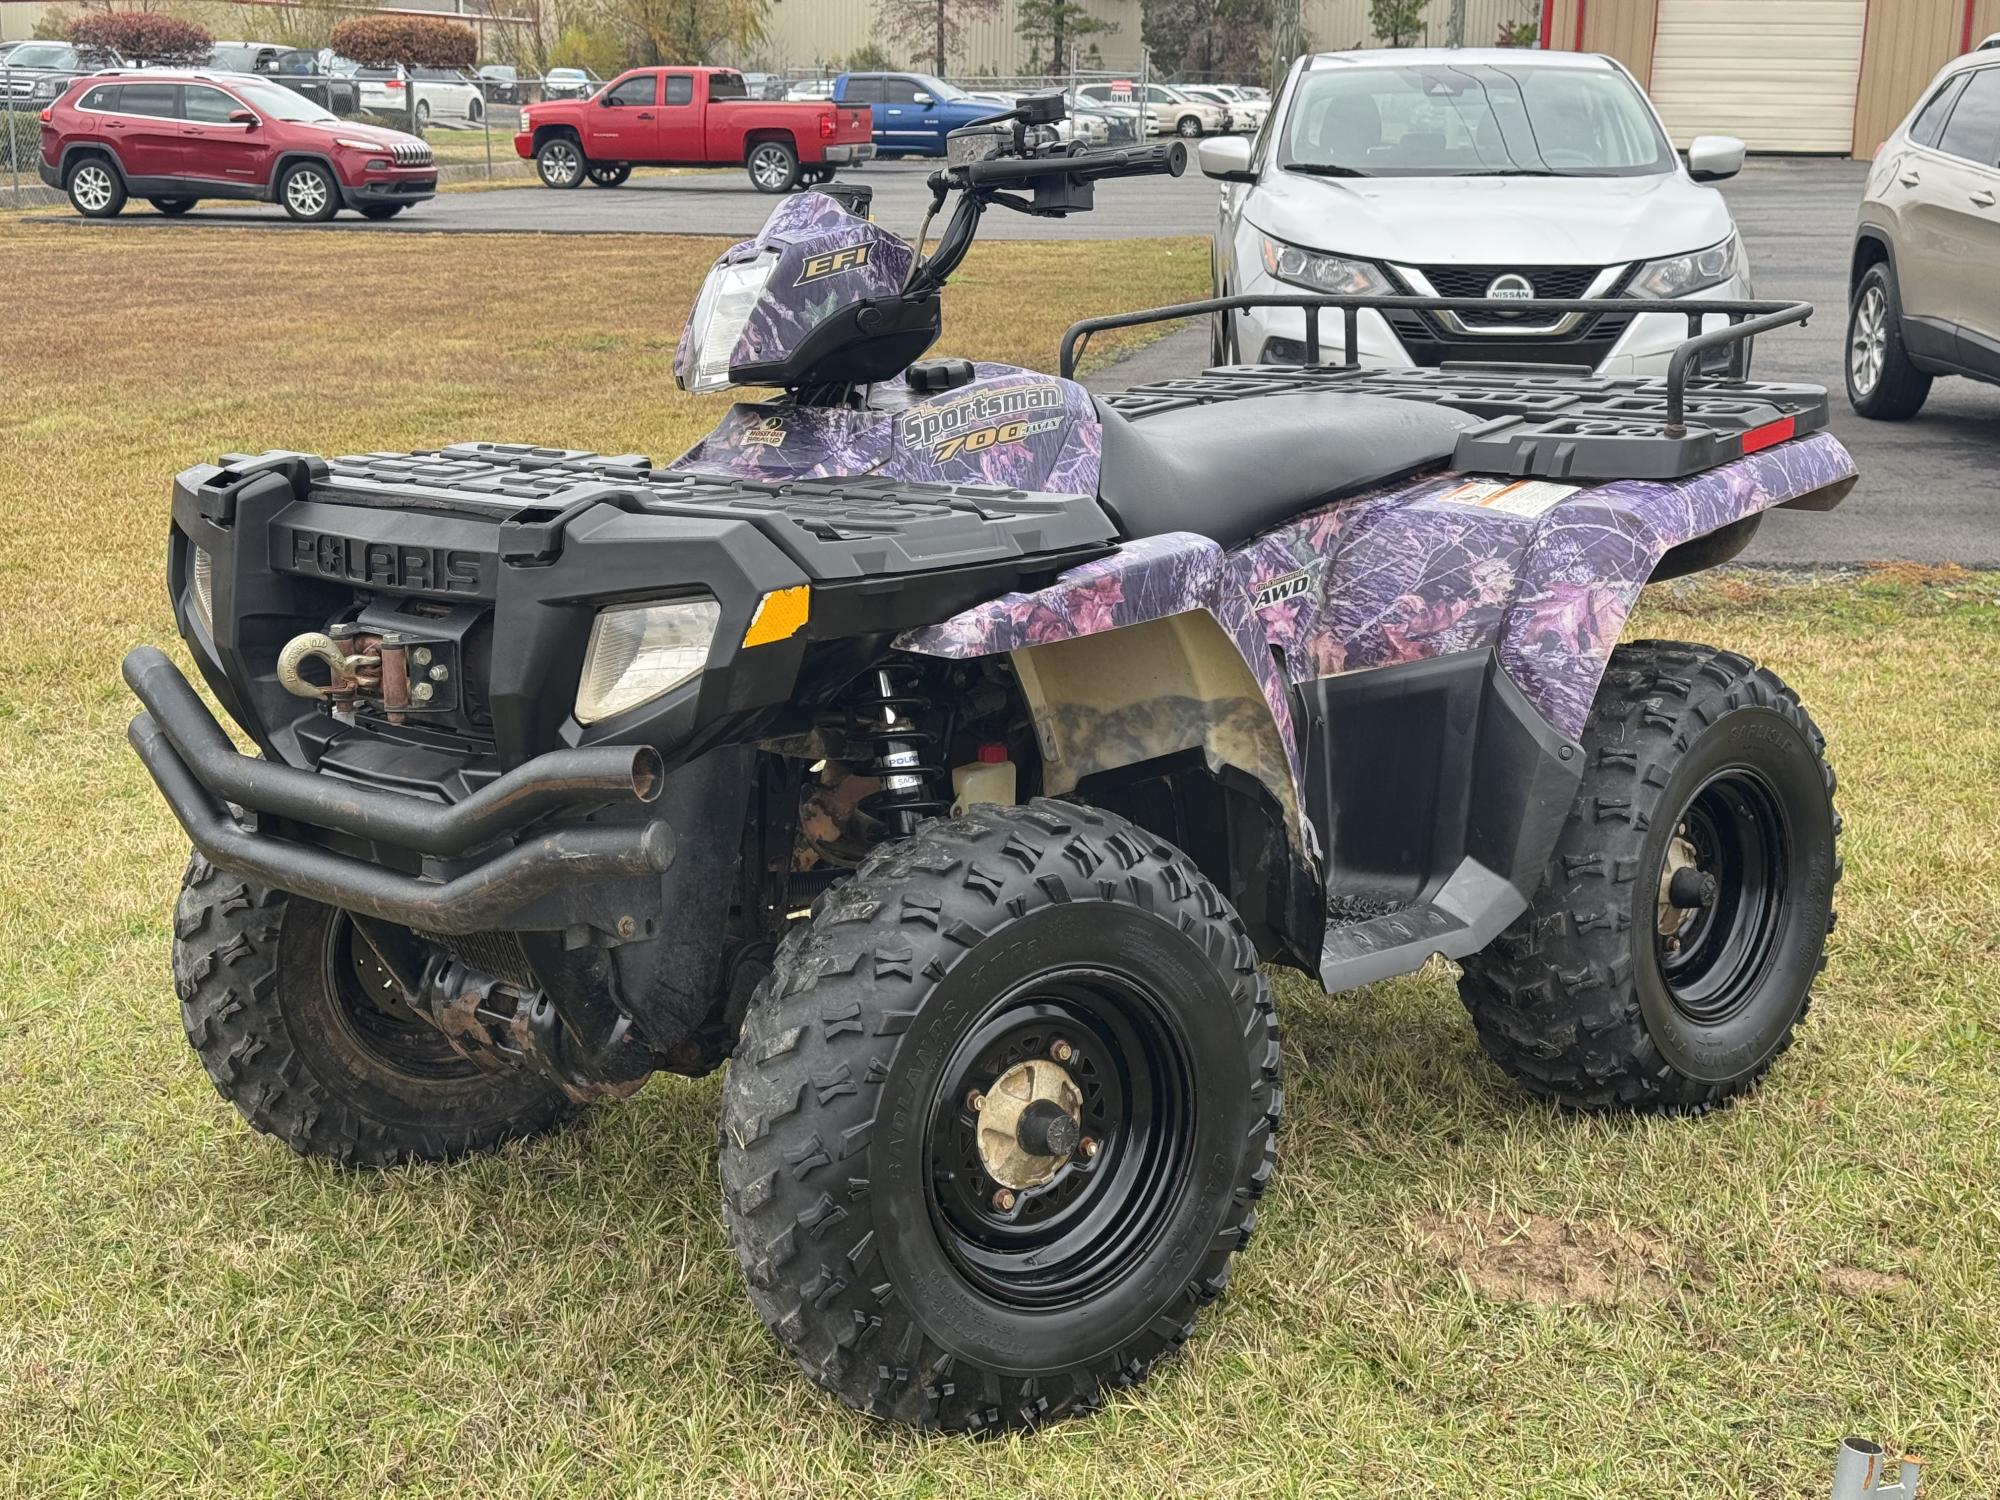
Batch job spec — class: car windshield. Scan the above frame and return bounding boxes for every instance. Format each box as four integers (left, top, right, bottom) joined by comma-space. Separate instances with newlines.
1282, 62, 1672, 178
233, 79, 336, 121
8, 43, 76, 68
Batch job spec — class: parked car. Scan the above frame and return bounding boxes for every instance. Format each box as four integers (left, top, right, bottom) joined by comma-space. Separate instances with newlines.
542, 67, 599, 101
206, 41, 360, 116
831, 71, 1003, 157
518, 65, 874, 192
476, 64, 519, 105
1072, 100, 1137, 144
1077, 80, 1229, 137
785, 77, 833, 102
1203, 48, 1751, 376
39, 70, 435, 221
1847, 40, 2000, 419
353, 64, 484, 127
1186, 83, 1267, 131
2, 41, 116, 110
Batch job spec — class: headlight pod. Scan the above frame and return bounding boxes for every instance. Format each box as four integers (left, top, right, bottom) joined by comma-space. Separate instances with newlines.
335, 136, 385, 152
678, 250, 779, 394
574, 597, 720, 725
1258, 233, 1392, 297
1629, 232, 1747, 300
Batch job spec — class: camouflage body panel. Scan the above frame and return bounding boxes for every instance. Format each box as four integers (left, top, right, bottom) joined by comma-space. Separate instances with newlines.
671, 364, 1103, 494
671, 192, 916, 389
899, 430, 1856, 803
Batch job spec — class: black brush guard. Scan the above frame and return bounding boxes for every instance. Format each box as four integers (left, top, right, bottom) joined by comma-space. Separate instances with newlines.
124, 646, 675, 934
1066, 294, 1825, 483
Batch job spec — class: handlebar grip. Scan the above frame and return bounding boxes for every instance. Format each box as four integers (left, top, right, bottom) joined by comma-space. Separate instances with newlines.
962, 139, 1189, 188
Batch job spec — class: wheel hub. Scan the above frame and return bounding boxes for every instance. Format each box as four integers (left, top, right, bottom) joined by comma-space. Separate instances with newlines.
975, 1057, 1083, 1190
1656, 832, 1711, 937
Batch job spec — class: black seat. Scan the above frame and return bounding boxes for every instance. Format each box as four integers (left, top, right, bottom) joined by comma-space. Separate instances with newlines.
1094, 392, 1481, 548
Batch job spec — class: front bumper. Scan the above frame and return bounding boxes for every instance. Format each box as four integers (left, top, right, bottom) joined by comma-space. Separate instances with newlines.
125, 646, 675, 933
821, 142, 876, 164
342, 173, 437, 209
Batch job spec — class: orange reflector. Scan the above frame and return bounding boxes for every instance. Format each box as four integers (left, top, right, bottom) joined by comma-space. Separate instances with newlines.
1741, 416, 1796, 454
742, 585, 810, 647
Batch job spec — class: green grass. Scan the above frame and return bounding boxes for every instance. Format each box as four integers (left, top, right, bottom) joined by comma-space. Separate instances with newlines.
1, 222, 1997, 1497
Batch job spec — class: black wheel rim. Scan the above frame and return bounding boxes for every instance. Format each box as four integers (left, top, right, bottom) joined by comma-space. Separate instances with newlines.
323, 915, 473, 1081
1656, 769, 1790, 1025
923, 967, 1194, 1309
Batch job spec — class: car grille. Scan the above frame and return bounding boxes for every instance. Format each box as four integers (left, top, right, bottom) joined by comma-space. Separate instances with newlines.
1378, 263, 1634, 358
1406, 263, 1620, 330
384, 141, 432, 167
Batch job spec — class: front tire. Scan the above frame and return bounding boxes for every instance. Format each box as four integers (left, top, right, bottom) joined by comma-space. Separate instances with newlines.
720, 801, 1281, 1432
1846, 262, 1932, 420
172, 855, 580, 1166
536, 135, 585, 189
1458, 642, 1839, 1115
746, 138, 799, 193
66, 156, 125, 218
1176, 115, 1203, 138
278, 161, 338, 222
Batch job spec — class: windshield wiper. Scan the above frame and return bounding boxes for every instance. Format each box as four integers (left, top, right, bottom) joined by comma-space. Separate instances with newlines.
1456, 168, 1563, 177
1284, 162, 1369, 178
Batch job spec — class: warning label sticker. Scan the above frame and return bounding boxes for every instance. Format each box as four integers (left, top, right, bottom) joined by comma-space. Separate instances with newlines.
1433, 477, 1579, 518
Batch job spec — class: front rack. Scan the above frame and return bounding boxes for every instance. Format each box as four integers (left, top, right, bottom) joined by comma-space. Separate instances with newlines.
1065, 295, 1830, 483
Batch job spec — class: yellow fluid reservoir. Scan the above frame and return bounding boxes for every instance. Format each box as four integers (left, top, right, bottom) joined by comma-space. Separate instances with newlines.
951, 743, 1017, 816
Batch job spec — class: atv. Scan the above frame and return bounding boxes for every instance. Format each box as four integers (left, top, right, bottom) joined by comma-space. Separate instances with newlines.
126, 97, 1854, 1433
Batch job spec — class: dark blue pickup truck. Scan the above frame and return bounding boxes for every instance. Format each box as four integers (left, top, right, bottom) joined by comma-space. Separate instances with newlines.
831, 71, 1001, 157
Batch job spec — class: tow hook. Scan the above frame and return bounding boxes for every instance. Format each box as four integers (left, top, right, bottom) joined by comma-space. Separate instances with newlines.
277, 627, 415, 722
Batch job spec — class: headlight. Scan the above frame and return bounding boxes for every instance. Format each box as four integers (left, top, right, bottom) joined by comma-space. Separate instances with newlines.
574, 597, 720, 724
1629, 232, 1747, 299
32, 76, 62, 98
1258, 234, 1392, 297
190, 547, 215, 635
677, 251, 779, 394
335, 136, 384, 151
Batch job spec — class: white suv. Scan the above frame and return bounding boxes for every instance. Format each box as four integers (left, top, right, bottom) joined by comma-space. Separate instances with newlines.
1201, 49, 1752, 376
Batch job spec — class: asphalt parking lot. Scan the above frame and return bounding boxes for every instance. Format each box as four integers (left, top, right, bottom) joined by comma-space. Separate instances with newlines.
40, 155, 1997, 565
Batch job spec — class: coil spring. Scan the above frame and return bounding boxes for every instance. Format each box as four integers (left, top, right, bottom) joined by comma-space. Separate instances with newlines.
848, 665, 946, 836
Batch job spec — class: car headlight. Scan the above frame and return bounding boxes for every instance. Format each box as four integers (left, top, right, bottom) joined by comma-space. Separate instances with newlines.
574, 597, 720, 724
190, 546, 214, 635
335, 136, 383, 152
677, 250, 779, 394
1258, 234, 1392, 297
1629, 232, 1747, 299
32, 76, 63, 98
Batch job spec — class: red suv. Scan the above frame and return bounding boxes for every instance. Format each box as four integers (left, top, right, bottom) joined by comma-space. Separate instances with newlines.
39, 70, 437, 221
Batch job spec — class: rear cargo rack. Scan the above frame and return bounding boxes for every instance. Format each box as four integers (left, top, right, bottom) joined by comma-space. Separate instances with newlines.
1068, 295, 1826, 483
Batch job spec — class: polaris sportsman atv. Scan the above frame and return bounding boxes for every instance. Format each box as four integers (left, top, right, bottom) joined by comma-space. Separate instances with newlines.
127, 97, 1854, 1433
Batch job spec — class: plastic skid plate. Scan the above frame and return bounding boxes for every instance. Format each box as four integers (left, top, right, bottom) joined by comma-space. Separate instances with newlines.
1100, 365, 1832, 482
313, 443, 1120, 580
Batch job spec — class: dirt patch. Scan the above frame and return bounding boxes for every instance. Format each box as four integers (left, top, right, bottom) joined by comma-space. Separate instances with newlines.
1822, 1265, 1914, 1298
1414, 1213, 1685, 1308
1861, 561, 1980, 589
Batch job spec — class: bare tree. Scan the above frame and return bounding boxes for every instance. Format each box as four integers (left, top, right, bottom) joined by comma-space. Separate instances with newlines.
876, 0, 1002, 76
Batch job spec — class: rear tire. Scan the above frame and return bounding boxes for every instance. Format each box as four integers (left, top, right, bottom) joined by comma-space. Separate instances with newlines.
357, 203, 405, 220
148, 196, 197, 216
1176, 115, 1203, 138
536, 135, 585, 189
585, 162, 631, 188
172, 854, 580, 1166
1457, 642, 1839, 1115
66, 156, 125, 218
720, 801, 1281, 1432
746, 139, 799, 194
1846, 262, 1931, 420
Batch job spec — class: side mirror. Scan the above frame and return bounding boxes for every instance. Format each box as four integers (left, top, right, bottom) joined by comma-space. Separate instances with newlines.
912, 91, 934, 106
1198, 135, 1255, 183
1686, 134, 1745, 182
229, 109, 258, 126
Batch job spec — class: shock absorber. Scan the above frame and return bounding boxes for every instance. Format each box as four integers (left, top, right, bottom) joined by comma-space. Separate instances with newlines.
848, 664, 946, 838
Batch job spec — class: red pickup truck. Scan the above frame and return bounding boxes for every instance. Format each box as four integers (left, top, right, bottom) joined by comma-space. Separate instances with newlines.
517, 66, 874, 194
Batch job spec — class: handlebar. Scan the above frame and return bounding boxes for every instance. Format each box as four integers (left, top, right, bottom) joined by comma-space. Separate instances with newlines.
960, 139, 1188, 190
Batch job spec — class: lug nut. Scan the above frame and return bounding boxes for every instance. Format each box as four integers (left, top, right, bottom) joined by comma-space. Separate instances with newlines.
1078, 1136, 1099, 1160
1049, 1039, 1074, 1063
966, 1089, 985, 1112
991, 1188, 1016, 1211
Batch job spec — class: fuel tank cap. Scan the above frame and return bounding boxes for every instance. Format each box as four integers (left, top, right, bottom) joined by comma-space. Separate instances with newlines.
906, 358, 977, 395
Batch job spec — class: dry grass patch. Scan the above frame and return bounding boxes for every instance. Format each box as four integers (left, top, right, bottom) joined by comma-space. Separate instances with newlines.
0, 221, 1996, 1498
